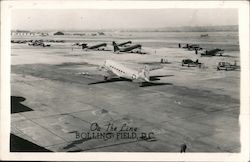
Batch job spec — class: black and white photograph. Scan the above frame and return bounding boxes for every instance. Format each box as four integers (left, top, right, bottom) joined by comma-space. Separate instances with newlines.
1, 0, 249, 161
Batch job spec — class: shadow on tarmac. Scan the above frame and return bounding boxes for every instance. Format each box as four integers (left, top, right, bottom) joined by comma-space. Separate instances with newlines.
88, 78, 131, 85
88, 75, 174, 87
150, 75, 174, 81
10, 133, 51, 152
140, 82, 173, 87
11, 96, 33, 114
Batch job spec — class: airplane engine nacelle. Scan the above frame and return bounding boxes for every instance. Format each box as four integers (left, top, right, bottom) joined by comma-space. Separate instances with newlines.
132, 74, 137, 80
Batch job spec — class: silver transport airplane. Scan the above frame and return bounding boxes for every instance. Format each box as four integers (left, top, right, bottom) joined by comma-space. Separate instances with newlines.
99, 60, 163, 83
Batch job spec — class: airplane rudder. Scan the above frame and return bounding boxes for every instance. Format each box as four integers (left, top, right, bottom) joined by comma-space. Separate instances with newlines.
141, 65, 150, 78
112, 41, 117, 46
113, 42, 120, 52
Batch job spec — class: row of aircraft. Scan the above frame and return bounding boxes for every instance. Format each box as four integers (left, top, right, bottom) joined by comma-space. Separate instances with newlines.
73, 40, 166, 86
93, 42, 236, 85
81, 42, 229, 86
73, 41, 146, 54
178, 43, 224, 56
10, 38, 153, 85
178, 43, 239, 70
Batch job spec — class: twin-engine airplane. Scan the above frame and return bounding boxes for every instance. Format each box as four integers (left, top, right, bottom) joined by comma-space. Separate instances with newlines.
73, 43, 108, 50
87, 43, 107, 50
100, 60, 150, 82
78, 60, 173, 86
112, 41, 142, 53
86, 60, 171, 87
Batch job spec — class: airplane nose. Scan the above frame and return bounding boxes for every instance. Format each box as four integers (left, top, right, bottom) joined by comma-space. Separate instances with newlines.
144, 77, 150, 82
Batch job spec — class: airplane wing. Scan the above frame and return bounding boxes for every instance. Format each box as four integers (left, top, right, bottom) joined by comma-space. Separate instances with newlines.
147, 65, 164, 71
105, 69, 118, 78
139, 62, 164, 71
97, 65, 123, 80
75, 65, 116, 78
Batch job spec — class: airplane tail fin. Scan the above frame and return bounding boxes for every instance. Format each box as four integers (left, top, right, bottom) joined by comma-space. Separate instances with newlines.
112, 41, 120, 52
138, 65, 150, 82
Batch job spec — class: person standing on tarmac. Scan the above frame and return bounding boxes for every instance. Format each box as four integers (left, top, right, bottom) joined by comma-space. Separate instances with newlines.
180, 143, 187, 153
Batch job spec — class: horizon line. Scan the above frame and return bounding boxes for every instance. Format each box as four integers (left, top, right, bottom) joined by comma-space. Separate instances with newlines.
11, 24, 238, 32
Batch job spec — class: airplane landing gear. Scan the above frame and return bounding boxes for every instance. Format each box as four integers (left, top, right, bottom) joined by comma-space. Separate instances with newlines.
104, 76, 108, 80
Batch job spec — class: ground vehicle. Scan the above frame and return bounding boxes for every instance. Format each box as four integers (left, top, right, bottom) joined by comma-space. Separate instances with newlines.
217, 62, 240, 71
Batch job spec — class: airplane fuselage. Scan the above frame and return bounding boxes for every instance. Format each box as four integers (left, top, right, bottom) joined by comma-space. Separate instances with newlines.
117, 41, 132, 47
88, 43, 107, 49
112, 41, 142, 53
103, 60, 149, 82
201, 48, 224, 56
119, 44, 142, 52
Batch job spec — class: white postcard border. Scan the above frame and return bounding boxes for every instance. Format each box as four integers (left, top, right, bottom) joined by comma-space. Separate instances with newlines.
1, 1, 249, 161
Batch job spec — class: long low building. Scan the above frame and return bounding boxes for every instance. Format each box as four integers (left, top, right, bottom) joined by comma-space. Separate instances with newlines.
11, 30, 49, 36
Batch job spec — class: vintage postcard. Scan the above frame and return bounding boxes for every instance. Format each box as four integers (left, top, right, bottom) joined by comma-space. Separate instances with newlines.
0, 0, 249, 161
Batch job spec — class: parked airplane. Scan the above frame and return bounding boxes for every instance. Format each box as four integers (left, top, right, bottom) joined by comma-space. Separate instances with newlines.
80, 60, 171, 86
99, 60, 150, 83
178, 43, 202, 51
200, 48, 224, 56
72, 42, 84, 46
112, 41, 143, 53
117, 41, 132, 47
182, 59, 202, 67
200, 34, 209, 38
28, 40, 51, 47
86, 43, 107, 50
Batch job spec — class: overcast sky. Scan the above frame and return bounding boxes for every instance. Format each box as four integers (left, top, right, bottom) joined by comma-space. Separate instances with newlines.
11, 9, 238, 31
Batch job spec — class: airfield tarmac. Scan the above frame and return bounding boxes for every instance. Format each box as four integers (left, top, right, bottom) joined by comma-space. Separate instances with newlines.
11, 38, 240, 152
